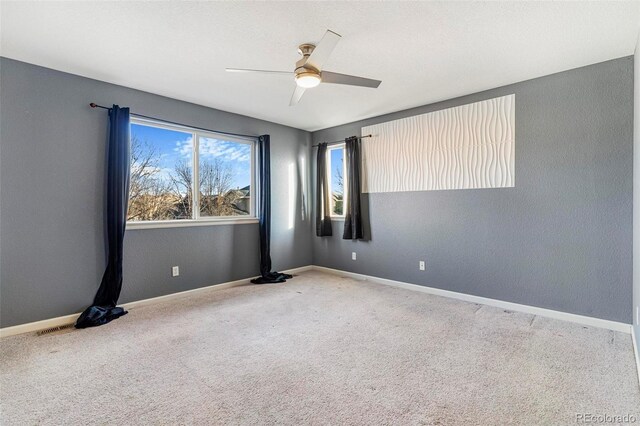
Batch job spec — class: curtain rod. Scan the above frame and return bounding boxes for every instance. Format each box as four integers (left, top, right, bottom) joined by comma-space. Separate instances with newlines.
89, 103, 259, 140
312, 134, 373, 148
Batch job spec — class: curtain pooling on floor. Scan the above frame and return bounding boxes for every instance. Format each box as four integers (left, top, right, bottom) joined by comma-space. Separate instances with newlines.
76, 105, 130, 328
251, 135, 293, 284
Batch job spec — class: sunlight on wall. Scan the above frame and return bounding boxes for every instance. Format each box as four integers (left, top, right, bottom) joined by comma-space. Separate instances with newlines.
288, 163, 295, 230
298, 155, 307, 220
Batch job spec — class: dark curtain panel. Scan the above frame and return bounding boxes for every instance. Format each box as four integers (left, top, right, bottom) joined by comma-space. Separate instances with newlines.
251, 135, 293, 284
76, 105, 130, 328
315, 143, 333, 237
343, 136, 364, 240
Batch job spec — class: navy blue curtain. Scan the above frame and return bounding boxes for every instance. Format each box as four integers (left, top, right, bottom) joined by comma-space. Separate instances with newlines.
315, 143, 333, 236
251, 135, 292, 284
343, 136, 364, 240
76, 105, 130, 328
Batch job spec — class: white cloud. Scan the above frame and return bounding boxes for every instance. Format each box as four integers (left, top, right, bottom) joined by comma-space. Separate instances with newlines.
199, 138, 250, 162
174, 136, 194, 159
173, 137, 249, 163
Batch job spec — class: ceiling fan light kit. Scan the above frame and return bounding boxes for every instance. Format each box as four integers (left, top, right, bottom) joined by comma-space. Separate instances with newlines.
295, 71, 321, 88
226, 29, 382, 105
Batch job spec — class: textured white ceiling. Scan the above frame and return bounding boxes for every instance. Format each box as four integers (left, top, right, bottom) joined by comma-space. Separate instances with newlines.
1, 1, 639, 131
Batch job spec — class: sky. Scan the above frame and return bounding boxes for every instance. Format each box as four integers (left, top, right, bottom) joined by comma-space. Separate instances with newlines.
131, 123, 251, 190
330, 148, 344, 195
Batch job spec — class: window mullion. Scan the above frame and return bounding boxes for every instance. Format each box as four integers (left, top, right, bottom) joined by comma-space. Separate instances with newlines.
192, 132, 199, 220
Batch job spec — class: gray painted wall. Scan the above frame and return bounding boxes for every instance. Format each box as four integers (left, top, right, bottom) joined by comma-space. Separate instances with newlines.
633, 36, 639, 345
0, 58, 312, 327
1, 56, 634, 328
311, 57, 634, 323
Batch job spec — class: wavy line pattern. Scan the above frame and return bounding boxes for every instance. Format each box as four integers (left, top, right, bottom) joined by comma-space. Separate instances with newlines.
361, 94, 515, 193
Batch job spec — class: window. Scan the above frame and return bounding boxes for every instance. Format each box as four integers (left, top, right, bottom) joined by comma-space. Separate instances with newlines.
128, 118, 255, 226
327, 145, 346, 217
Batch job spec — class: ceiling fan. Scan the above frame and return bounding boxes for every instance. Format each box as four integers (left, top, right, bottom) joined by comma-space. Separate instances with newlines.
226, 30, 382, 106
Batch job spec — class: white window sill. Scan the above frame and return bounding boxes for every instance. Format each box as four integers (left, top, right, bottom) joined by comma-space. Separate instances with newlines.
126, 217, 259, 230
330, 216, 345, 221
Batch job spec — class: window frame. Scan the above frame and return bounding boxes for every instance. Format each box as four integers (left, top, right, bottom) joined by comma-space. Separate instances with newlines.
326, 143, 347, 220
126, 117, 258, 230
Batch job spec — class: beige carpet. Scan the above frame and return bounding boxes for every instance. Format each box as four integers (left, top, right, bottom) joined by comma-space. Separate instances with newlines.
1, 270, 639, 425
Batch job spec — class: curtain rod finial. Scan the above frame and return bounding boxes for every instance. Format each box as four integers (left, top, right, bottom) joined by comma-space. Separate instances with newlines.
89, 103, 97, 108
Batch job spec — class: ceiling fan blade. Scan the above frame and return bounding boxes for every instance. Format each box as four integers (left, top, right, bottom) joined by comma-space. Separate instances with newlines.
321, 71, 381, 88
305, 30, 341, 71
226, 68, 293, 75
290, 85, 306, 106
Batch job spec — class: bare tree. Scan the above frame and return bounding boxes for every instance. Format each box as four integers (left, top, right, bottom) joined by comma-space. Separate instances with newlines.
169, 158, 245, 217
199, 159, 245, 216
333, 161, 344, 215
128, 136, 176, 221
336, 164, 344, 194
127, 135, 246, 220
170, 159, 193, 219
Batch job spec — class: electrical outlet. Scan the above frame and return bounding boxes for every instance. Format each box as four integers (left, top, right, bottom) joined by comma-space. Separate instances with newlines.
419, 261, 425, 271
352, 252, 357, 261
172, 266, 180, 277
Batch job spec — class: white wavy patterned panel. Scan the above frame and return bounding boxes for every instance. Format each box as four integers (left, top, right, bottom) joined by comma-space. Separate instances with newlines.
361, 94, 515, 193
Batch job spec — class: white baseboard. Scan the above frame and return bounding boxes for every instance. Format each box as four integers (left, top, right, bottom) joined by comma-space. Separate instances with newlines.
122, 266, 310, 311
0, 265, 313, 338
311, 266, 632, 334
632, 326, 640, 388
1, 264, 629, 338
0, 313, 84, 339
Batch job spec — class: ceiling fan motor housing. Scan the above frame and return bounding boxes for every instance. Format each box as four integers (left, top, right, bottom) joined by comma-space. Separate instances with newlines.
296, 43, 320, 77
295, 43, 321, 88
